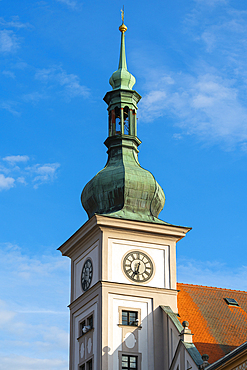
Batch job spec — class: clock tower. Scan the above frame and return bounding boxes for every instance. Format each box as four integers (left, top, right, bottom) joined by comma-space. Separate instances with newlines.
59, 17, 190, 370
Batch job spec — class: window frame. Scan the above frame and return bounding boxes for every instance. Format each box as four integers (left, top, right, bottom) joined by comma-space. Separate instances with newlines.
78, 312, 94, 338
121, 354, 138, 370
78, 356, 93, 370
118, 352, 142, 370
122, 310, 138, 326
118, 307, 141, 327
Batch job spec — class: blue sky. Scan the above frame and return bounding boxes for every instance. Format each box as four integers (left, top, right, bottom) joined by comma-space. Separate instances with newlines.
1, 0, 247, 368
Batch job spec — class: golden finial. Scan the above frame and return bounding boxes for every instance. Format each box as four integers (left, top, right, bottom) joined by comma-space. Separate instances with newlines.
119, 6, 127, 33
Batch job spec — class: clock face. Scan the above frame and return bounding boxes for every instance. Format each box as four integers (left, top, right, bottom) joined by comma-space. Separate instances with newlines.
81, 259, 93, 292
123, 251, 154, 283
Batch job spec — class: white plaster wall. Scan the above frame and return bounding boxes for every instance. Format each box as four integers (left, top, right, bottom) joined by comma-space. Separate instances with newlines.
174, 353, 180, 370
108, 294, 154, 370
185, 351, 198, 370
108, 238, 170, 289
73, 302, 98, 370
169, 320, 180, 365
74, 241, 99, 300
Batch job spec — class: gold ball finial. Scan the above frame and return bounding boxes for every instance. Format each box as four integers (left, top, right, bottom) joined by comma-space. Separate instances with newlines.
119, 23, 127, 33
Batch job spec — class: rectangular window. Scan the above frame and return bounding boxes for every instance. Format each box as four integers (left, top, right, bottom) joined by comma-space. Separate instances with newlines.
79, 365, 85, 370
80, 320, 86, 336
87, 359, 92, 370
122, 311, 138, 326
88, 315, 93, 329
122, 355, 137, 370
79, 313, 94, 337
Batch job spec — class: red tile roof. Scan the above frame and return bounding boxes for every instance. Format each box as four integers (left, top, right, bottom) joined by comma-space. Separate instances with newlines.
177, 283, 247, 364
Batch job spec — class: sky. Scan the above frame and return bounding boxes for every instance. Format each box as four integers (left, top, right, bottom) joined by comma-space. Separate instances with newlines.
1, 0, 247, 369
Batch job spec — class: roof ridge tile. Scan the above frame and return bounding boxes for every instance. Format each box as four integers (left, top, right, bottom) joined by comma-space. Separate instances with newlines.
178, 282, 247, 293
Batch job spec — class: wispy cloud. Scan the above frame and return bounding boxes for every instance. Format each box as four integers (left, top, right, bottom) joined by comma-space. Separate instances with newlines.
22, 92, 47, 103
55, 0, 78, 10
178, 257, 247, 291
3, 155, 30, 164
0, 16, 31, 29
35, 66, 90, 100
0, 30, 19, 53
137, 4, 247, 151
1, 101, 20, 115
27, 163, 60, 188
0, 244, 69, 369
0, 356, 68, 370
0, 156, 60, 190
194, 0, 228, 5
140, 71, 247, 148
0, 174, 15, 190
2, 70, 15, 78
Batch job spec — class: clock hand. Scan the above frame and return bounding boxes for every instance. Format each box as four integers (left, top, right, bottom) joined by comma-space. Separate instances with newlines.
134, 261, 141, 274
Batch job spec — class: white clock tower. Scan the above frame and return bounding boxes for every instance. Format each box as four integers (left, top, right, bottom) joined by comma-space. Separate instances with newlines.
59, 17, 190, 370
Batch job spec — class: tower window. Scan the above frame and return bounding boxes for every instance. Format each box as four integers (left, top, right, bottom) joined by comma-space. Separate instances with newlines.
80, 320, 86, 336
115, 107, 121, 135
122, 310, 138, 326
122, 355, 137, 370
79, 314, 94, 337
123, 106, 129, 134
87, 359, 92, 370
88, 315, 93, 329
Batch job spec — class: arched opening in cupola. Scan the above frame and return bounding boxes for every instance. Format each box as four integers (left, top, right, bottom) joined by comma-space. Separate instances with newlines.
115, 107, 121, 135
123, 106, 129, 135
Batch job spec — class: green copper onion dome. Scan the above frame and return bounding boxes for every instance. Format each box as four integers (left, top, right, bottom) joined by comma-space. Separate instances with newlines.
81, 19, 166, 224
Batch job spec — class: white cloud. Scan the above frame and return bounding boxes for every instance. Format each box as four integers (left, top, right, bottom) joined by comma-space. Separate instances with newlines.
0, 16, 30, 29
56, 0, 78, 9
2, 70, 15, 78
0, 243, 69, 368
194, 0, 227, 5
26, 163, 60, 188
35, 66, 90, 100
178, 257, 247, 291
0, 157, 60, 189
0, 300, 16, 327
22, 92, 46, 103
0, 30, 19, 53
1, 101, 20, 115
16, 176, 27, 185
140, 71, 247, 148
0, 356, 68, 370
3, 155, 30, 164
0, 174, 15, 190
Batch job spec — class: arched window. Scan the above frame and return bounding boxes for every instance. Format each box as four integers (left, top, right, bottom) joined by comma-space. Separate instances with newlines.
123, 106, 129, 135
115, 107, 121, 135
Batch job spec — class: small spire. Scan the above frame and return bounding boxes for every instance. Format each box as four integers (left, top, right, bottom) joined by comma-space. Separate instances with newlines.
109, 9, 136, 90
118, 7, 127, 70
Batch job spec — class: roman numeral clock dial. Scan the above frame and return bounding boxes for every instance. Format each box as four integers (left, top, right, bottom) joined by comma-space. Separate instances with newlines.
123, 251, 154, 283
81, 259, 93, 292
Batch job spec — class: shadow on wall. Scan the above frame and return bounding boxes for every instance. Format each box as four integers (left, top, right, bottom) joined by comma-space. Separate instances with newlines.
100, 305, 168, 370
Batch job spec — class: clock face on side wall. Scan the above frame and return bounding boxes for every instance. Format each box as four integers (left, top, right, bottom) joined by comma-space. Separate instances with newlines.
122, 250, 154, 283
81, 258, 93, 292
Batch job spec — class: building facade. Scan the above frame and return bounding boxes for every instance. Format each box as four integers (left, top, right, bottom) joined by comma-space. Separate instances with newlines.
59, 17, 247, 370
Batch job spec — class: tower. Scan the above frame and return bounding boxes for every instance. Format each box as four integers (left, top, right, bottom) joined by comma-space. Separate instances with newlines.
59, 17, 190, 370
